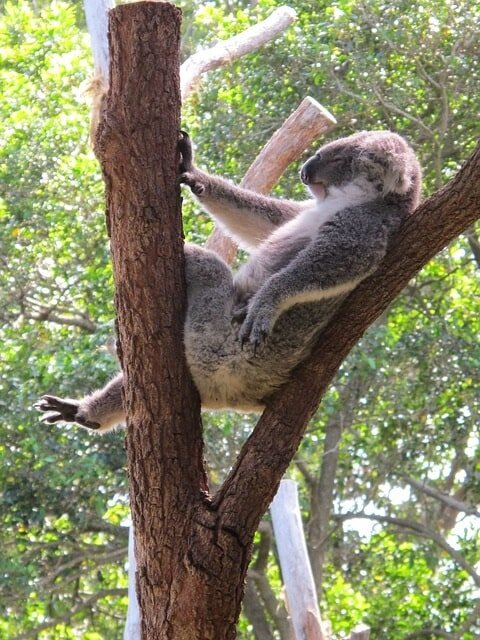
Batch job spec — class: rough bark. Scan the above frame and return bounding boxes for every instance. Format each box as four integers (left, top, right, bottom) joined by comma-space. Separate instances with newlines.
94, 4, 217, 639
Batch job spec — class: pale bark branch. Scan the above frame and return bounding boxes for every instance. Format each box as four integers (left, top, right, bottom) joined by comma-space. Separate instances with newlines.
180, 7, 297, 100
84, 0, 114, 80
349, 624, 371, 640
271, 480, 329, 640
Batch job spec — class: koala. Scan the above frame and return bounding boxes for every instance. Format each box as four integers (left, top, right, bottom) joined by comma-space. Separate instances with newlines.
37, 130, 421, 432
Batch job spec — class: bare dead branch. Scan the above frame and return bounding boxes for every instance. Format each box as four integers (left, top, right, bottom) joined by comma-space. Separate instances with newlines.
349, 624, 371, 640
84, 0, 114, 80
180, 7, 297, 99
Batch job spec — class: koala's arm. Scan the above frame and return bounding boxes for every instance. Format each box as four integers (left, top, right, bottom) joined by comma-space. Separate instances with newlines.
179, 132, 313, 249
36, 373, 125, 433
239, 206, 399, 347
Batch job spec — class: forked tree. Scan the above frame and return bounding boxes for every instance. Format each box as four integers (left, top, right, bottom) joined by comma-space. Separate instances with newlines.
93, 3, 480, 639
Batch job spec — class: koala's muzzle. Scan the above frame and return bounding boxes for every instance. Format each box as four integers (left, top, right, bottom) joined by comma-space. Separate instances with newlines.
300, 156, 318, 185
301, 157, 327, 199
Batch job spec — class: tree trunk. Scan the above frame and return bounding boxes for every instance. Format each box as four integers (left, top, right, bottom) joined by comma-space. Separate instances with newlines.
94, 3, 245, 638
94, 2, 480, 638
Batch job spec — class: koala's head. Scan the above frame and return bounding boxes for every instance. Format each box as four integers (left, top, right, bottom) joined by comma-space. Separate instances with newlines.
300, 131, 421, 211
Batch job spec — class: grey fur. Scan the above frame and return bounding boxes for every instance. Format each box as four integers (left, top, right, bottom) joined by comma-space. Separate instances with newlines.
37, 130, 421, 432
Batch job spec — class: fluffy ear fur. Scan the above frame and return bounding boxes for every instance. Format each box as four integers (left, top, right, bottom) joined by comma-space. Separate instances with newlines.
380, 152, 413, 195
356, 132, 415, 196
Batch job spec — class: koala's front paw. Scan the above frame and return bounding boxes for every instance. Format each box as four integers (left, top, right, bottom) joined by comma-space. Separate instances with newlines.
238, 308, 275, 354
180, 171, 206, 196
179, 131, 206, 196
36, 395, 100, 430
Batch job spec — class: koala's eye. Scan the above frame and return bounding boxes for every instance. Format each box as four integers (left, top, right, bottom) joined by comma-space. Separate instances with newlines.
329, 157, 344, 164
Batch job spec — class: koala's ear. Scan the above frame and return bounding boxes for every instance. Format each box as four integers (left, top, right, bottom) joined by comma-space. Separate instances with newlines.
380, 152, 412, 195
359, 148, 412, 196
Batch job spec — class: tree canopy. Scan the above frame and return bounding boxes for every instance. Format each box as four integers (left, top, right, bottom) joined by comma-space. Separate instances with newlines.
0, 0, 478, 638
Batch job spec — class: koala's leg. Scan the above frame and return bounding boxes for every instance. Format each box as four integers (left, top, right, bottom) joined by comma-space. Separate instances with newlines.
37, 373, 125, 433
184, 242, 235, 329
37, 243, 236, 432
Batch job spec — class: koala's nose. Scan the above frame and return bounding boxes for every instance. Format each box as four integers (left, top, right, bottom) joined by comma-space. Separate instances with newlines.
300, 157, 316, 184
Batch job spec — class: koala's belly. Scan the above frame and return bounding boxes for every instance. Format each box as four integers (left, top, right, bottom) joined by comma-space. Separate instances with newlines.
184, 298, 339, 411
185, 337, 291, 411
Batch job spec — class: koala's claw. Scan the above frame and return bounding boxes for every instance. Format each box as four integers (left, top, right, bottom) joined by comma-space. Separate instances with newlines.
178, 130, 193, 173
179, 131, 207, 196
238, 315, 270, 355
36, 395, 100, 430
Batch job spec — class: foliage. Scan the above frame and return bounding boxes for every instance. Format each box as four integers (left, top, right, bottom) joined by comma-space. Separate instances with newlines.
0, 0, 479, 638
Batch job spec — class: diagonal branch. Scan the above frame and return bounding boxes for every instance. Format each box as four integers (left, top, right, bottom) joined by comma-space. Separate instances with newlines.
212, 141, 480, 544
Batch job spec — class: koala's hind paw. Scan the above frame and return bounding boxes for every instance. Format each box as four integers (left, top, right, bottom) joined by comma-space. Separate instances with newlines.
35, 395, 100, 430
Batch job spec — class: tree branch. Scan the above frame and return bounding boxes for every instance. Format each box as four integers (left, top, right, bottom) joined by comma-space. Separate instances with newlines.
180, 7, 297, 100
14, 588, 126, 640
212, 141, 480, 548
335, 512, 480, 587
402, 475, 480, 518
24, 307, 97, 332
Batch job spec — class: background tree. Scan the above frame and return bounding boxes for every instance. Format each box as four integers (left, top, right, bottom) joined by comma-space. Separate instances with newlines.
0, 0, 478, 638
